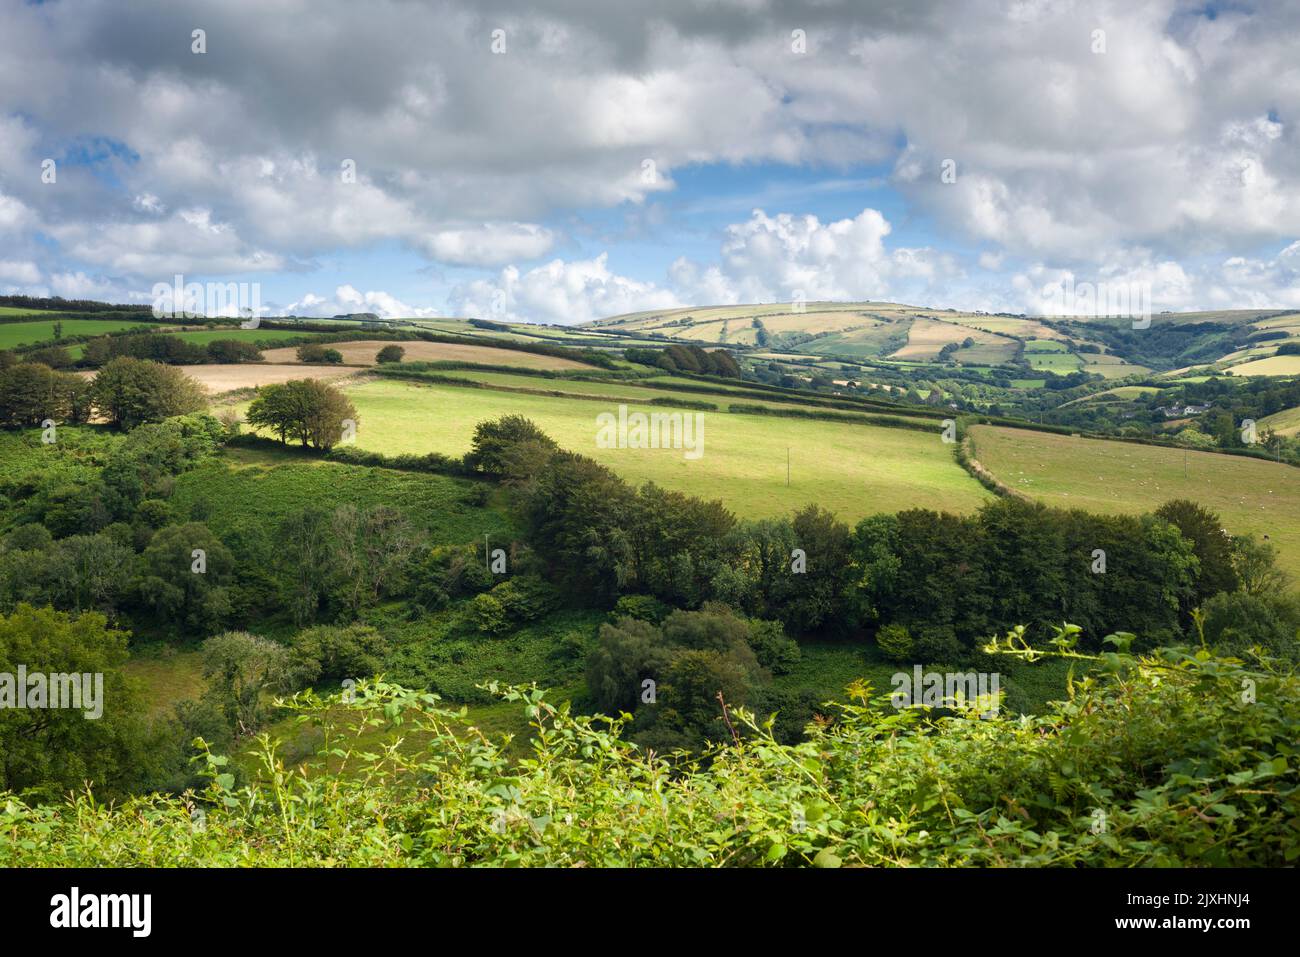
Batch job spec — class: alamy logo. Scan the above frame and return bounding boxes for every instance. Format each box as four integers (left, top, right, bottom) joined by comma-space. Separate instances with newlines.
50, 887, 151, 937
890, 666, 1001, 718
596, 404, 704, 460
1040, 277, 1151, 329
0, 668, 103, 719
151, 273, 262, 325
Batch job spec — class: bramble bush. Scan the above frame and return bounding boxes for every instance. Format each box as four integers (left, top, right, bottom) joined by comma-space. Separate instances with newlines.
3, 630, 1294, 867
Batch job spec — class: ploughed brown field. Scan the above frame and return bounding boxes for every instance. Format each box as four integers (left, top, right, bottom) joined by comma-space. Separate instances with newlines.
260, 339, 595, 370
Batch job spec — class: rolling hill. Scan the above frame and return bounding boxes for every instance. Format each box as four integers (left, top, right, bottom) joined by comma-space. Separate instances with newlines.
588, 301, 1300, 383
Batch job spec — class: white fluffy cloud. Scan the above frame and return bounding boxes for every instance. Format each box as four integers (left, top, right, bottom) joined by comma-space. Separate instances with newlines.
703, 208, 959, 303
452, 207, 963, 322
282, 285, 443, 320
417, 224, 557, 267
0, 260, 40, 285
449, 253, 680, 324
47, 208, 285, 277
2, 0, 1300, 315
47, 271, 128, 301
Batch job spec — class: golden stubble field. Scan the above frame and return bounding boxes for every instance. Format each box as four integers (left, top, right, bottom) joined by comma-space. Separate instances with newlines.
82, 363, 361, 395
260, 340, 595, 370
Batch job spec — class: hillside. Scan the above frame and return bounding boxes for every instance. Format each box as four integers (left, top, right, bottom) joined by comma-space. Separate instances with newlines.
590, 301, 1300, 384
2, 288, 1299, 892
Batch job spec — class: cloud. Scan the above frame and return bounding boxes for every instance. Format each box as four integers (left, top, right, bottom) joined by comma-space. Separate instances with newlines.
281, 285, 443, 320
454, 206, 962, 322
0, 191, 34, 235
2, 0, 1300, 313
46, 208, 285, 278
0, 260, 40, 285
417, 223, 556, 267
449, 253, 680, 323
1006, 243, 1300, 316
671, 207, 961, 306
47, 271, 127, 300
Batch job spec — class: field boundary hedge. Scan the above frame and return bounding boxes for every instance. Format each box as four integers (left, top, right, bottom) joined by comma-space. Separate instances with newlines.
725, 402, 937, 434
372, 368, 719, 411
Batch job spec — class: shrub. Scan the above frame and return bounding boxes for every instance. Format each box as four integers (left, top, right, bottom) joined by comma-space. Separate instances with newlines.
612, 594, 670, 624
376, 345, 405, 364
206, 340, 264, 364
23, 345, 74, 369
1200, 590, 1300, 660
200, 631, 294, 735
875, 622, 914, 661
296, 344, 345, 364
469, 591, 509, 636
91, 358, 206, 429
0, 362, 86, 427
463, 414, 559, 480
1, 644, 1297, 866
912, 625, 963, 662
289, 623, 388, 686
747, 618, 801, 674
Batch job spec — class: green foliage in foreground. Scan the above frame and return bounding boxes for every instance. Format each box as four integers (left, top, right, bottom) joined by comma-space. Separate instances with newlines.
2, 643, 1295, 866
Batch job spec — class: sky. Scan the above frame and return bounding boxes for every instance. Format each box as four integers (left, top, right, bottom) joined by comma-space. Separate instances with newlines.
1, 0, 1299, 323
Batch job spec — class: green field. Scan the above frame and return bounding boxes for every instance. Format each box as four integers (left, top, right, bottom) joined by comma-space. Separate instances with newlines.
1260, 405, 1300, 437
970, 424, 1300, 578
1081, 354, 1151, 379
170, 328, 318, 347
171, 452, 515, 545
1061, 385, 1160, 406
431, 368, 936, 424
0, 318, 160, 349
123, 651, 207, 718
1025, 351, 1083, 373
1022, 338, 1069, 353
306, 379, 991, 522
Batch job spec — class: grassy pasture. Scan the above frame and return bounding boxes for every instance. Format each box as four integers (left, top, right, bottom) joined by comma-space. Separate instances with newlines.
0, 318, 160, 349
171, 456, 515, 545
802, 324, 909, 358
123, 651, 207, 718
1061, 386, 1160, 406
593, 301, 877, 332
969, 424, 1300, 578
1026, 351, 1083, 373
1081, 353, 1150, 379
435, 368, 936, 424
170, 328, 318, 347
311, 378, 990, 522
1259, 405, 1300, 437
1023, 338, 1068, 353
